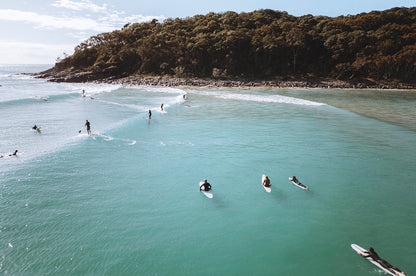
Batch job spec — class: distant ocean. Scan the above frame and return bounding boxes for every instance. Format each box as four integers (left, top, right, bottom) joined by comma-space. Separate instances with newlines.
1, 64, 415, 275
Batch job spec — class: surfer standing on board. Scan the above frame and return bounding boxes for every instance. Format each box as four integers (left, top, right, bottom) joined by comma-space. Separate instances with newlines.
85, 120, 91, 135
200, 179, 212, 191
262, 175, 271, 187
362, 247, 405, 275
148, 110, 152, 120
161, 104, 164, 111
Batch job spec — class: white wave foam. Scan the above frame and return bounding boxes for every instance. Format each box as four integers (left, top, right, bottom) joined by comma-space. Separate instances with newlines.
218, 93, 325, 106
140, 86, 187, 95
58, 82, 122, 96
193, 90, 325, 106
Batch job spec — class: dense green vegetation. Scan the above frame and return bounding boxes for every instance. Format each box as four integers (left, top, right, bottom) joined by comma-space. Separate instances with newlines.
50, 7, 416, 83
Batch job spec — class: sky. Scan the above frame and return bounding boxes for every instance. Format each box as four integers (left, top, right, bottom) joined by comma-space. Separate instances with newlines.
0, 0, 414, 64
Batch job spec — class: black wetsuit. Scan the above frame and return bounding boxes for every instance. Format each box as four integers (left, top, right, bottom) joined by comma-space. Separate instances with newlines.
263, 179, 271, 187
85, 121, 91, 134
363, 250, 402, 273
201, 183, 211, 191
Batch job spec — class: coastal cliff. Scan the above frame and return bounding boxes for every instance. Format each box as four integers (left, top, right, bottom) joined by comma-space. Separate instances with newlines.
36, 8, 416, 89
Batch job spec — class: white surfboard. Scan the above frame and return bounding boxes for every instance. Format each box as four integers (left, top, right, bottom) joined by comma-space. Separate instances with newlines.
261, 175, 271, 193
199, 181, 213, 198
351, 244, 406, 276
289, 177, 308, 190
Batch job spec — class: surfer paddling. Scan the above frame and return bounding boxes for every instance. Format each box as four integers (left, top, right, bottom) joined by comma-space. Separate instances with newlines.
1, 150, 18, 158
290, 176, 309, 190
361, 247, 406, 275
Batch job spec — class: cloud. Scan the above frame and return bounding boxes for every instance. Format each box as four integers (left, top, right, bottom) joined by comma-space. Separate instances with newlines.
0, 1, 166, 64
0, 7, 165, 32
51, 0, 107, 13
0, 41, 75, 64
0, 9, 114, 32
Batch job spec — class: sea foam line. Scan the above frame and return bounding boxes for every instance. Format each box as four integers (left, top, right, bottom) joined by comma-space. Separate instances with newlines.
194, 90, 326, 106
216, 93, 326, 106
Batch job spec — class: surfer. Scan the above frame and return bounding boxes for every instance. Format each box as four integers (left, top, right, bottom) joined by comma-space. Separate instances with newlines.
292, 176, 299, 183
262, 175, 271, 187
200, 179, 212, 191
161, 104, 164, 111
2, 150, 19, 157
85, 120, 91, 135
32, 124, 40, 131
148, 109, 152, 120
82, 89, 86, 97
183, 94, 186, 100
362, 247, 405, 275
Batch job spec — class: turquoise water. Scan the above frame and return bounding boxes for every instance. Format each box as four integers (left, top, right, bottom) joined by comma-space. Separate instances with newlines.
1, 65, 415, 275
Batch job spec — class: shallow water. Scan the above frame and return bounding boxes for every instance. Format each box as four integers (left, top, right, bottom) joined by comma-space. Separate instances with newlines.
1, 65, 415, 275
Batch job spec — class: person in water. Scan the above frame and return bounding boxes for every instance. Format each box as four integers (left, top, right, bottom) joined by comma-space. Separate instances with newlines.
0, 150, 17, 158
362, 247, 405, 275
200, 179, 212, 191
262, 175, 271, 187
148, 110, 152, 120
161, 104, 164, 111
82, 89, 86, 97
85, 120, 91, 135
32, 124, 40, 131
292, 176, 299, 183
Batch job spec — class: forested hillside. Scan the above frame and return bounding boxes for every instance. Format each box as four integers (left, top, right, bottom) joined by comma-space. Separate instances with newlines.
40, 7, 416, 84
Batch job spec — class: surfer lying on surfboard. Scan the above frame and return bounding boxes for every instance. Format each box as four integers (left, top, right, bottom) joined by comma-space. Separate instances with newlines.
290, 176, 309, 190
361, 247, 406, 275
0, 150, 18, 158
200, 179, 212, 191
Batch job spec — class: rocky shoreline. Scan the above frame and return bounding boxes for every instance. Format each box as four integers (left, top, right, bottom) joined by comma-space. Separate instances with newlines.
102, 76, 416, 90
34, 70, 416, 90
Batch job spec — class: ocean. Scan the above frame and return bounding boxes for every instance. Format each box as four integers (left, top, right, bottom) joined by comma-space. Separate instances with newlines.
1, 64, 415, 275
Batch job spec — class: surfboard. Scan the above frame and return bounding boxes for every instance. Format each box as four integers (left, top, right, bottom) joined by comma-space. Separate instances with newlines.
261, 174, 271, 193
289, 177, 308, 190
351, 244, 406, 276
199, 181, 213, 198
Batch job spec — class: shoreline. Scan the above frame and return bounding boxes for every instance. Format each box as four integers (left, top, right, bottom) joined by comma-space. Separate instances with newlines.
98, 76, 416, 90
34, 71, 416, 90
